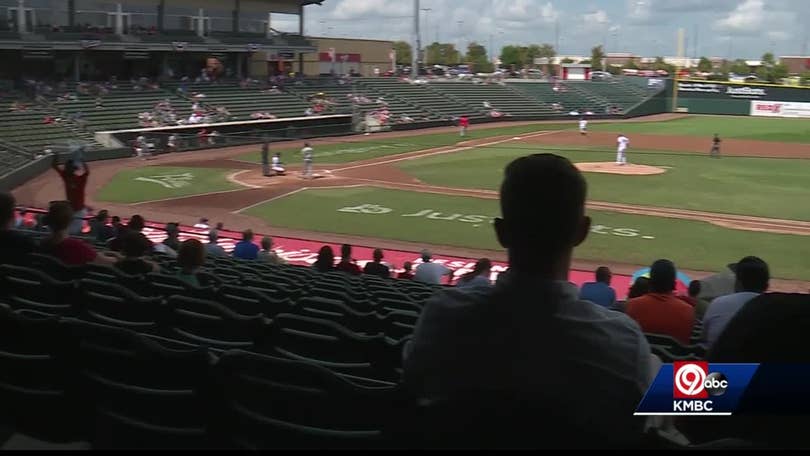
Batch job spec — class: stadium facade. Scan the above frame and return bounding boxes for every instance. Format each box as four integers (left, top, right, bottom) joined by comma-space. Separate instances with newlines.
0, 0, 328, 80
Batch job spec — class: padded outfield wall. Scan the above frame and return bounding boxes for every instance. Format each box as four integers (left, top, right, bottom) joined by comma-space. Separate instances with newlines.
676, 80, 810, 116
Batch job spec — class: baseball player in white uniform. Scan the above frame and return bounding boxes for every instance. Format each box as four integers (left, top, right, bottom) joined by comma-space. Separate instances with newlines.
578, 117, 588, 136
616, 134, 630, 165
301, 143, 314, 179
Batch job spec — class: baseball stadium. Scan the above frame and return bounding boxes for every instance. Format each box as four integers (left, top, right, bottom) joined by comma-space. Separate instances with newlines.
1, 0, 810, 450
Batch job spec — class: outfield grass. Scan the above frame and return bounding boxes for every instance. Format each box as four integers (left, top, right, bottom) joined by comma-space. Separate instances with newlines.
243, 187, 809, 280
589, 115, 810, 143
96, 166, 240, 203
398, 145, 810, 221
235, 123, 571, 164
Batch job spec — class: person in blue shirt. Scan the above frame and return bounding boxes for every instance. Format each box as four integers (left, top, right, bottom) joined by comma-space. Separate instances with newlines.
579, 266, 617, 308
232, 229, 260, 260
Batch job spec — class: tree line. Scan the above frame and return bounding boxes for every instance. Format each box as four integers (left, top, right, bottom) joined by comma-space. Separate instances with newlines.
391, 41, 804, 84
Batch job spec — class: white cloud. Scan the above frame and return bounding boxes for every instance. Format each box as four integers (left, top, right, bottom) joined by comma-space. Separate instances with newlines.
331, 0, 411, 20
767, 31, 790, 41
715, 0, 764, 31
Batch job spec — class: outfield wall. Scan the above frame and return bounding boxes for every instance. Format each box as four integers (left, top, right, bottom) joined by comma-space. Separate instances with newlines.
677, 80, 810, 116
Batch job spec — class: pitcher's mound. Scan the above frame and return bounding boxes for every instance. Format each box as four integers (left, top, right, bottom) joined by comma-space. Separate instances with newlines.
575, 162, 667, 176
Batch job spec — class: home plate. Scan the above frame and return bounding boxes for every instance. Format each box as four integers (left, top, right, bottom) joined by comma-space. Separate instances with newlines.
513, 137, 522, 140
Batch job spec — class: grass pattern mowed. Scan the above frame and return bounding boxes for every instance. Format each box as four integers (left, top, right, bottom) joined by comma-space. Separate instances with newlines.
96, 166, 240, 203
235, 124, 571, 164
398, 146, 810, 221
243, 187, 810, 280
589, 115, 810, 143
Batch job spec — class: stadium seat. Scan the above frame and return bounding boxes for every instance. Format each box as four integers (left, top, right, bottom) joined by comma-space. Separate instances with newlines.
0, 307, 81, 442
62, 318, 215, 449
163, 295, 270, 350
74, 279, 165, 331
0, 264, 77, 315
263, 313, 403, 382
215, 284, 295, 318
210, 350, 401, 449
294, 296, 381, 335
645, 333, 706, 358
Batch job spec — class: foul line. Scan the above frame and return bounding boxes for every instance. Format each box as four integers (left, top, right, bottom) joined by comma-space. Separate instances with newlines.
331, 130, 562, 173
227, 169, 263, 189
129, 187, 251, 206
232, 184, 369, 214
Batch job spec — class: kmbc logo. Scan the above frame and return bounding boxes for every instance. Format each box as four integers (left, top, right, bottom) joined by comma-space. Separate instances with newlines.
673, 362, 729, 399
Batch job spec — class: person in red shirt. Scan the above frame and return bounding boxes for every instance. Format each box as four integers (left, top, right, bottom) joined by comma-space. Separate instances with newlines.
52, 153, 89, 235
459, 115, 470, 137
335, 243, 361, 275
38, 201, 119, 266
625, 259, 695, 345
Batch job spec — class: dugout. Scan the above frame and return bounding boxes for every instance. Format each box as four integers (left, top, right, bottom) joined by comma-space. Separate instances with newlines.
97, 114, 352, 153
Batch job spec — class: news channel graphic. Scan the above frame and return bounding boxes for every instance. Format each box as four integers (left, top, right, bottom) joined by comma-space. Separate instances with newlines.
635, 362, 758, 416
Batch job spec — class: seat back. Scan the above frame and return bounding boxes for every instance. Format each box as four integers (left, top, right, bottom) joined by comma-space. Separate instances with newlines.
212, 350, 398, 449
63, 318, 215, 449
0, 264, 76, 315
165, 295, 268, 349
0, 307, 79, 441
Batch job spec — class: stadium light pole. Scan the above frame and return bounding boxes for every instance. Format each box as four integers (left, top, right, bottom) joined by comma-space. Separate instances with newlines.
421, 8, 432, 65
412, 0, 420, 80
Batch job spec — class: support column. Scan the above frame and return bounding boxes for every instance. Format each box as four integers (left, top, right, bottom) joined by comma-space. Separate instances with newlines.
161, 52, 169, 81
297, 4, 304, 75
196, 8, 204, 37
17, 0, 26, 34
236, 53, 244, 79
68, 0, 75, 27
73, 52, 81, 82
233, 0, 240, 33
157, 0, 164, 32
115, 3, 124, 35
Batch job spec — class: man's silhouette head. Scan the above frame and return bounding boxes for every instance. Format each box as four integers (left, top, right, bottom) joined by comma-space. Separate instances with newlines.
495, 153, 590, 276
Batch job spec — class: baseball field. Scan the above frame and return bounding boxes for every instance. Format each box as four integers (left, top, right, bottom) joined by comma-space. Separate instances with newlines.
15, 114, 810, 283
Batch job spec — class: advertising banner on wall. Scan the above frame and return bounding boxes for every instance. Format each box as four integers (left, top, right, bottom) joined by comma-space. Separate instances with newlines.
750, 100, 810, 118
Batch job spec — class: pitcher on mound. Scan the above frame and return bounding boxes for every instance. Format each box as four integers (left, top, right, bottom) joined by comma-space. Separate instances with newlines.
616, 134, 630, 165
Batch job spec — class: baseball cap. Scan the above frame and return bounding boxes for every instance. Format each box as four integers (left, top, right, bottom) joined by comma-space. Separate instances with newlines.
420, 249, 432, 259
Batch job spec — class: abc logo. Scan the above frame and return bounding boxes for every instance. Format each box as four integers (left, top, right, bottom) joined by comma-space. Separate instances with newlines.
674, 362, 728, 398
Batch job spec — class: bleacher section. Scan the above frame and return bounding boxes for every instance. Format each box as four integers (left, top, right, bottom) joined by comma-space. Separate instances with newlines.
573, 80, 653, 111
164, 83, 312, 121
506, 83, 597, 114
428, 82, 543, 118
53, 83, 192, 131
356, 78, 478, 121
0, 98, 92, 152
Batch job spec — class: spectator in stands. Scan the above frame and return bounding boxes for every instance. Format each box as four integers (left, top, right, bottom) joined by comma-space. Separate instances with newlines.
161, 223, 181, 252
88, 210, 115, 242
176, 239, 206, 287
312, 245, 335, 272
193, 218, 209, 230
455, 258, 493, 290
0, 192, 37, 264
51, 154, 90, 235
336, 244, 362, 275
397, 261, 415, 280
38, 201, 119, 266
625, 259, 695, 345
579, 266, 617, 308
413, 250, 453, 285
627, 276, 650, 299
232, 229, 259, 260
684, 280, 710, 321
115, 230, 160, 275
258, 236, 284, 265
363, 248, 391, 278
215, 222, 224, 231
702, 256, 769, 348
205, 230, 227, 258
403, 154, 653, 439
676, 293, 810, 448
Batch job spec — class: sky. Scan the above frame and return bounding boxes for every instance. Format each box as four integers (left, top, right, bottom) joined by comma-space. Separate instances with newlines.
293, 0, 810, 59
